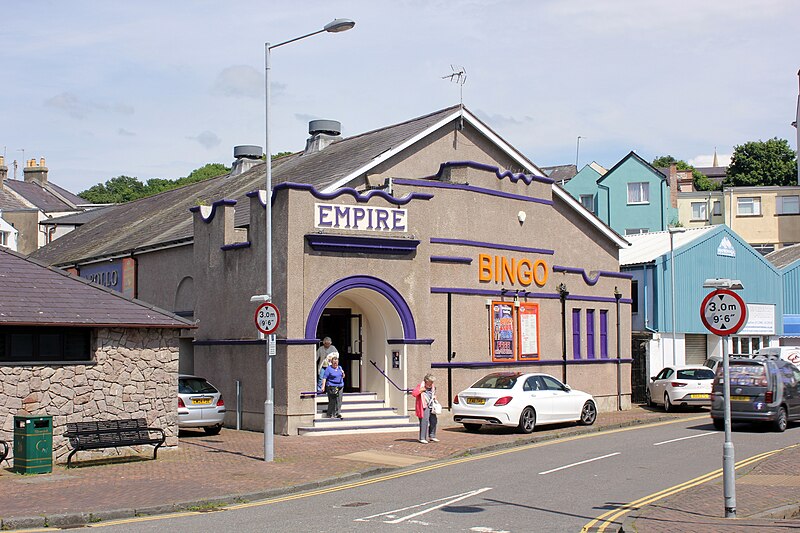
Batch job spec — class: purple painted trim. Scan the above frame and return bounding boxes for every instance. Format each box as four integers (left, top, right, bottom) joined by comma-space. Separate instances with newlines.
552, 265, 634, 286
393, 178, 552, 206
306, 275, 417, 340
431, 359, 633, 368
193, 338, 318, 346
430, 255, 473, 264
430, 286, 633, 305
387, 338, 435, 345
189, 199, 237, 223
247, 183, 434, 207
221, 241, 251, 251
430, 238, 554, 255
283, 338, 320, 345
429, 161, 554, 185
305, 234, 420, 255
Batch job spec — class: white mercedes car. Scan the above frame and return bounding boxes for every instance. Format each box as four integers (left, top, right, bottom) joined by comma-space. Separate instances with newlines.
452, 372, 597, 433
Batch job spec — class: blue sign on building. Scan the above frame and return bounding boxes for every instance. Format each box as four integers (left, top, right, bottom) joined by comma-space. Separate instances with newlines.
80, 262, 123, 292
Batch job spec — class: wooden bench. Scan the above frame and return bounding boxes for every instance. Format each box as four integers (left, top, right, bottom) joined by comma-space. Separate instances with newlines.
63, 419, 165, 468
0, 439, 8, 464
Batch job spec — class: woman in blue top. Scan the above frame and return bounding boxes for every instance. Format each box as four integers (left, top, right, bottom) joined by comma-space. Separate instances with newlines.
321, 355, 345, 419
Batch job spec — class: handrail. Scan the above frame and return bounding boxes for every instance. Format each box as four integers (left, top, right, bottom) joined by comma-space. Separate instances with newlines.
370, 360, 412, 393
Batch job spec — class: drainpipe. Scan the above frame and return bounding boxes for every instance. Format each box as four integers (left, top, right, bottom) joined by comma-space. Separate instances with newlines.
614, 287, 622, 410
447, 292, 454, 409
558, 283, 570, 383
641, 265, 658, 334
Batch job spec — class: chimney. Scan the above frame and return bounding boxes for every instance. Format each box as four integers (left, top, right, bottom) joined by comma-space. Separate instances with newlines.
23, 157, 48, 186
668, 163, 678, 208
304, 119, 341, 155
0, 156, 6, 190
230, 145, 263, 176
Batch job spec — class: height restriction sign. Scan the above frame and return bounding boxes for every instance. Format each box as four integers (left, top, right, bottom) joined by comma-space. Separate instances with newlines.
254, 302, 280, 335
700, 289, 747, 336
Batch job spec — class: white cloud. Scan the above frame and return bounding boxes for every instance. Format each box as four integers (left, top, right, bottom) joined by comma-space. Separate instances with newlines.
212, 66, 262, 99
44, 92, 134, 120
190, 131, 222, 149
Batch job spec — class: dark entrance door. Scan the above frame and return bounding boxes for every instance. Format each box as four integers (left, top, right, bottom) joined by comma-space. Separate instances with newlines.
317, 309, 362, 393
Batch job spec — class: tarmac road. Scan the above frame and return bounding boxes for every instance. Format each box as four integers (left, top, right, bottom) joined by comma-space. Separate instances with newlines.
76, 416, 800, 533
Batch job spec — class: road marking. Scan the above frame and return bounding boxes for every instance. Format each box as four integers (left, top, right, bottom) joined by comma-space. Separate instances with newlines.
538, 452, 620, 475
653, 431, 715, 446
78, 415, 705, 530
581, 444, 799, 533
355, 487, 492, 524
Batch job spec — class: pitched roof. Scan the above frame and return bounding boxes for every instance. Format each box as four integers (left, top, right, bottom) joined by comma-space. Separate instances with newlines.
619, 226, 716, 266
3, 179, 81, 212
0, 247, 194, 328
0, 186, 32, 210
541, 164, 578, 183
765, 243, 800, 269
39, 205, 117, 226
597, 151, 666, 185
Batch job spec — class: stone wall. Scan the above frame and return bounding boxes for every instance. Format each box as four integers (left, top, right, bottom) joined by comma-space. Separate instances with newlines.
0, 327, 180, 464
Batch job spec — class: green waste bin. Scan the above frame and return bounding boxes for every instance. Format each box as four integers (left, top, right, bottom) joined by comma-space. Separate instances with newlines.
13, 414, 53, 474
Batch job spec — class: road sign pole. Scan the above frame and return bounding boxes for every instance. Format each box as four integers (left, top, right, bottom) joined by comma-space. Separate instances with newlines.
721, 334, 736, 518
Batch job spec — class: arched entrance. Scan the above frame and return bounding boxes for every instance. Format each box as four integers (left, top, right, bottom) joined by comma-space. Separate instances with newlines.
306, 276, 416, 412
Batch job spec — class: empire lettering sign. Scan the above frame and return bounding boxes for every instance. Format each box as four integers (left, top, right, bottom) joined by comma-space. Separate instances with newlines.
315, 203, 407, 232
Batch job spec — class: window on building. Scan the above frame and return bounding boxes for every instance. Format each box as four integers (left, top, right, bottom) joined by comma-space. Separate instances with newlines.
691, 202, 707, 221
0, 232, 7, 246
737, 197, 761, 216
0, 327, 92, 363
625, 228, 649, 236
627, 182, 650, 204
599, 310, 608, 359
580, 194, 595, 212
586, 309, 595, 359
731, 336, 771, 356
777, 195, 800, 215
712, 201, 722, 216
752, 243, 775, 256
572, 309, 581, 359
631, 280, 639, 314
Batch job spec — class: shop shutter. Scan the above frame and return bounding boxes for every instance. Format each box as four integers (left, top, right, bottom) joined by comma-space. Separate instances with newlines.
685, 334, 707, 365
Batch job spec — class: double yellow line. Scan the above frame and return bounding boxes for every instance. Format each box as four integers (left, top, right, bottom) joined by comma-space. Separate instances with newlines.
582, 443, 798, 532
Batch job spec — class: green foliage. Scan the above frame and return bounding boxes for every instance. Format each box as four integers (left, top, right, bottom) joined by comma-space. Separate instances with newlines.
79, 163, 231, 204
271, 151, 293, 160
651, 155, 719, 191
725, 138, 797, 187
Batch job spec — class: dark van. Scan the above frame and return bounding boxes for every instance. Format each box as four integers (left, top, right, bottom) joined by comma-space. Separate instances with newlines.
710, 356, 800, 432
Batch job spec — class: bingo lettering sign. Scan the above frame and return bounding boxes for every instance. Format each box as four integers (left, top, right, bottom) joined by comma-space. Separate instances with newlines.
315, 203, 407, 232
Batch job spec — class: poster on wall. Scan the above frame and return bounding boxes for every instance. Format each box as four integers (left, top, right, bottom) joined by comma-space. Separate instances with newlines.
492, 301, 515, 361
517, 303, 540, 361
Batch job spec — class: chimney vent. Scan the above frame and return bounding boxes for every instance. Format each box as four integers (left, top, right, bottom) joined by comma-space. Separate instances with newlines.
305, 120, 342, 155
23, 156, 48, 186
230, 145, 263, 176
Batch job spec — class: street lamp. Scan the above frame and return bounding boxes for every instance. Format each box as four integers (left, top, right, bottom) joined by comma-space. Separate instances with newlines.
259, 17, 355, 463
668, 226, 686, 366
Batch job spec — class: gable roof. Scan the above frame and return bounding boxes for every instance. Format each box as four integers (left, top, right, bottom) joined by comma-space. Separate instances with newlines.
0, 186, 32, 210
0, 247, 193, 328
765, 243, 800, 270
3, 179, 82, 212
541, 164, 578, 183
597, 151, 667, 186
32, 105, 629, 266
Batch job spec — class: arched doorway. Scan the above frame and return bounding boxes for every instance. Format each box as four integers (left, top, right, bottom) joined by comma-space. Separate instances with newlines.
306, 276, 416, 412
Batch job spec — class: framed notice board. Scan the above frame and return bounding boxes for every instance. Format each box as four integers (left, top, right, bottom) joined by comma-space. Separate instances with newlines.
517, 303, 540, 361
491, 301, 516, 361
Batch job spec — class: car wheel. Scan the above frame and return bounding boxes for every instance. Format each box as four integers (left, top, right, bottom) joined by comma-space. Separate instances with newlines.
712, 418, 724, 431
579, 401, 597, 426
774, 407, 788, 433
203, 425, 222, 436
645, 389, 654, 407
518, 407, 536, 434
664, 393, 673, 412
463, 423, 482, 433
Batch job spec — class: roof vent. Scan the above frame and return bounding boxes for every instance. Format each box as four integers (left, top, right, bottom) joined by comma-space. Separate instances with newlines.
231, 145, 263, 176
305, 120, 341, 155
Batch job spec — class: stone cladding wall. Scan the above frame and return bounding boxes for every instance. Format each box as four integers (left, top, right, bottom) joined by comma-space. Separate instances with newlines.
0, 327, 180, 464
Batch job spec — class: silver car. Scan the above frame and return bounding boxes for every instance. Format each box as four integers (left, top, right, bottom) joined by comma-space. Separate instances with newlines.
178, 374, 225, 435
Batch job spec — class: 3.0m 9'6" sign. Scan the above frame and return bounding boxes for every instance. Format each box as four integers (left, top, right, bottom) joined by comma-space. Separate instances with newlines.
700, 289, 747, 336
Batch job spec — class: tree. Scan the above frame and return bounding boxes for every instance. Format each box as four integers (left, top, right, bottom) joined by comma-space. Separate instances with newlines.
725, 138, 797, 187
651, 156, 719, 191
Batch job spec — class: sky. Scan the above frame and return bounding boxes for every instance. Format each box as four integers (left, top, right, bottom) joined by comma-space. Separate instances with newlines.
2, 0, 799, 193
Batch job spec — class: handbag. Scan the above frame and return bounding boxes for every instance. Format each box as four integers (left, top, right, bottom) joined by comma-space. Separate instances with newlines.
430, 397, 442, 415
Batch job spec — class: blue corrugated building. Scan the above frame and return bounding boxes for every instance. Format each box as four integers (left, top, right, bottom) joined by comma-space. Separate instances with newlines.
766, 243, 800, 340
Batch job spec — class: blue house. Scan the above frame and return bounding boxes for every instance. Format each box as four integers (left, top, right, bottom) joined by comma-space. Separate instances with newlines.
563, 152, 677, 236
620, 225, 784, 398
766, 244, 800, 340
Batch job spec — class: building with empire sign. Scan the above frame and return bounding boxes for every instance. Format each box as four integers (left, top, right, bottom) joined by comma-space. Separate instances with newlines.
29, 106, 633, 436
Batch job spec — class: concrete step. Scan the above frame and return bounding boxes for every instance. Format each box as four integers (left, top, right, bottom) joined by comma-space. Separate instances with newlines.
315, 392, 378, 405
317, 399, 387, 410
316, 407, 397, 419
312, 415, 412, 428
298, 422, 419, 436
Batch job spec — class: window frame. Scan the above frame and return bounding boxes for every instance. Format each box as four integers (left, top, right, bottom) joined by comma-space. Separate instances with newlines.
0, 326, 93, 364
627, 182, 650, 205
712, 200, 722, 216
586, 309, 595, 359
736, 196, 761, 217
777, 195, 800, 215
579, 194, 595, 212
625, 228, 649, 236
572, 308, 581, 359
691, 201, 708, 221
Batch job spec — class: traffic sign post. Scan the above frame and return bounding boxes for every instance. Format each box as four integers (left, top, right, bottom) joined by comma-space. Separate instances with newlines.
251, 297, 280, 463
700, 285, 747, 519
255, 302, 280, 335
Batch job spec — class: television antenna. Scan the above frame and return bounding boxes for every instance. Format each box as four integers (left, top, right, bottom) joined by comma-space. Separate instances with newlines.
442, 65, 467, 107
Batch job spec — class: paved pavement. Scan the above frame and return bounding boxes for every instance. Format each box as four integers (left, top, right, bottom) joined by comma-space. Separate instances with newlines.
0, 406, 798, 531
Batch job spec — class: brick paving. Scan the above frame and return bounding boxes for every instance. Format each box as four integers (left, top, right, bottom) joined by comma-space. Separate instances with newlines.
0, 406, 797, 531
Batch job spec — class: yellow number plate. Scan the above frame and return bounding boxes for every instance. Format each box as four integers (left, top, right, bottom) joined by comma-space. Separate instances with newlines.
689, 394, 709, 399
730, 395, 750, 402
466, 397, 486, 405
192, 398, 212, 405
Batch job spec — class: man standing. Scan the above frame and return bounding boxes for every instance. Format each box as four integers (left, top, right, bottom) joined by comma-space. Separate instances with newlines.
316, 337, 338, 392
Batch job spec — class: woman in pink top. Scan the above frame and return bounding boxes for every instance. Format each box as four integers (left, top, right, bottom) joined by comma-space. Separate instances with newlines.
412, 373, 439, 444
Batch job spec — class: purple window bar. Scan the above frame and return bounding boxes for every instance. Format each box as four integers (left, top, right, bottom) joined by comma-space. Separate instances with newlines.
572, 308, 581, 359
586, 309, 595, 359
600, 310, 609, 359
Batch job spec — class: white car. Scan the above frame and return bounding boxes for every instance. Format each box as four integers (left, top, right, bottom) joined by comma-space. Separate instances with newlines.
178, 374, 226, 434
646, 365, 715, 411
452, 372, 597, 434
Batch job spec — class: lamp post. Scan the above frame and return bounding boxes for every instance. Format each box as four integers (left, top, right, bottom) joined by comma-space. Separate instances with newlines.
575, 136, 584, 169
259, 18, 355, 463
668, 226, 686, 367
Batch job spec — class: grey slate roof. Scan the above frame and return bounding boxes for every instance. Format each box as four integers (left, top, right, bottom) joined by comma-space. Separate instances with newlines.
765, 243, 800, 269
40, 205, 117, 226
32, 106, 461, 266
3, 179, 82, 212
0, 247, 194, 327
541, 164, 578, 183
0, 186, 31, 210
